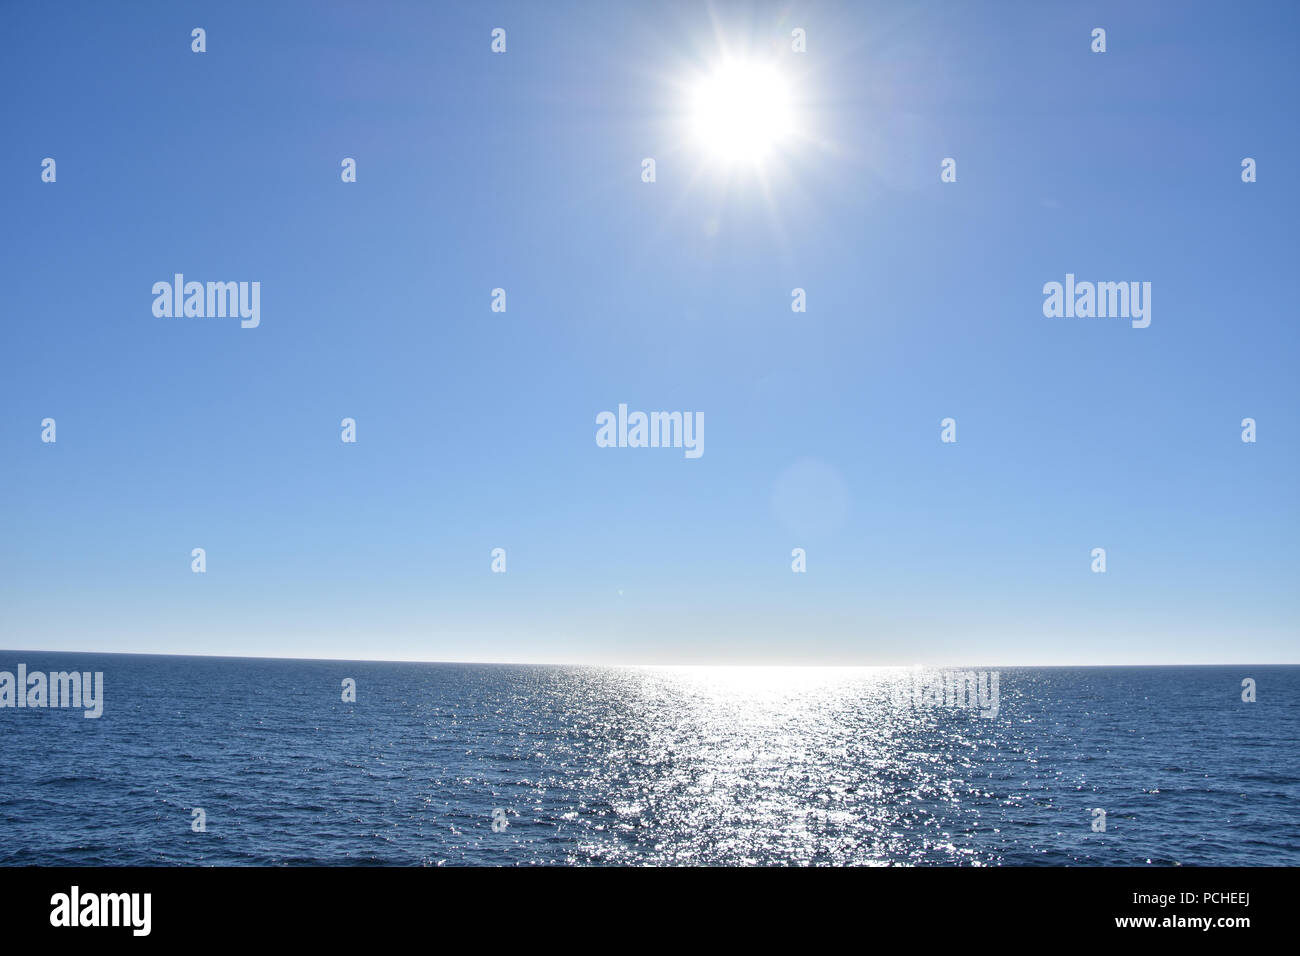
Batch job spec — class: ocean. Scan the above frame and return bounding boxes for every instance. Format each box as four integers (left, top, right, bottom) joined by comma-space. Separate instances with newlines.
0, 653, 1295, 866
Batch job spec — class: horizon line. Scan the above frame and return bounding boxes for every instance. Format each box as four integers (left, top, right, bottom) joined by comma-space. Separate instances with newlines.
1, 648, 1295, 669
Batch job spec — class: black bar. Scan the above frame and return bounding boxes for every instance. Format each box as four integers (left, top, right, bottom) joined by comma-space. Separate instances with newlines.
0, 865, 1278, 942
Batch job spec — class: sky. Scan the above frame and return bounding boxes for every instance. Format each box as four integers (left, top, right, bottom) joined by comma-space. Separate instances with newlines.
1, 1, 1297, 666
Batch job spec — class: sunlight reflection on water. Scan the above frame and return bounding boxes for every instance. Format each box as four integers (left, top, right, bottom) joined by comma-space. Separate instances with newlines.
538, 666, 999, 865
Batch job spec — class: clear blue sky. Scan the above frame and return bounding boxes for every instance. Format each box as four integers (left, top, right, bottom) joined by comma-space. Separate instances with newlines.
2, 1, 1296, 665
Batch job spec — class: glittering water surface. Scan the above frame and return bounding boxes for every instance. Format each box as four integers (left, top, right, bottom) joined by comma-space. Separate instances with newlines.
1, 654, 1296, 865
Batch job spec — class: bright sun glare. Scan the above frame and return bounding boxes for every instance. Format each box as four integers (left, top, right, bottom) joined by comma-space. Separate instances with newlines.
690, 59, 795, 165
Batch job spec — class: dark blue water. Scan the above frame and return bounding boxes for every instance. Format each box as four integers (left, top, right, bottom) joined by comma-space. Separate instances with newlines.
0, 653, 1295, 865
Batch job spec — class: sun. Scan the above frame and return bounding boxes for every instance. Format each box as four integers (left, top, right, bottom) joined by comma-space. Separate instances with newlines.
689, 59, 795, 166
